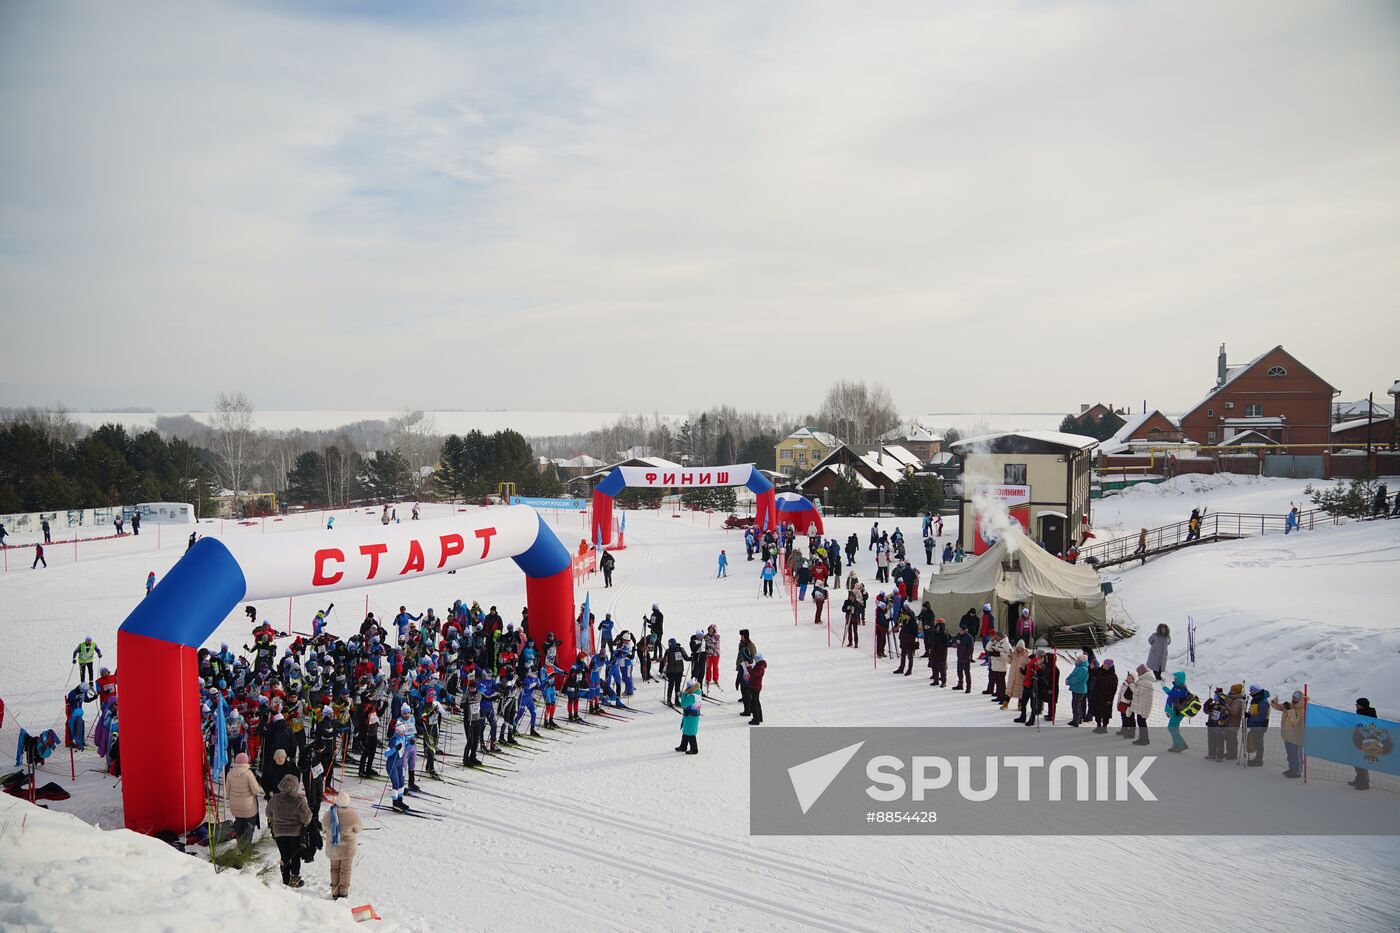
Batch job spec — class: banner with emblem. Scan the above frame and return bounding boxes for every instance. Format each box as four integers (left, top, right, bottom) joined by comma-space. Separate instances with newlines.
1304, 704, 1398, 776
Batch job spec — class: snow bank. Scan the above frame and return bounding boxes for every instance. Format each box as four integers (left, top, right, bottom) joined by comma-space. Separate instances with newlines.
0, 796, 384, 933
1104, 519, 1400, 709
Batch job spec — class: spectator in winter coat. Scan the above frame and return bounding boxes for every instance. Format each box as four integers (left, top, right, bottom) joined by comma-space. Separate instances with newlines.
1351, 698, 1377, 790
795, 563, 812, 601
263, 747, 299, 799
1087, 659, 1118, 732
1129, 665, 1159, 746
746, 655, 767, 725
926, 619, 950, 687
1202, 687, 1228, 761
1222, 684, 1246, 761
1270, 690, 1307, 778
675, 680, 703, 754
1065, 655, 1090, 726
735, 630, 757, 715
985, 632, 1011, 702
1245, 685, 1271, 766
894, 615, 920, 676
1005, 641, 1029, 709
224, 753, 264, 850
812, 580, 829, 625
1146, 625, 1171, 676
322, 790, 362, 899
1163, 672, 1192, 752
951, 630, 974, 694
1116, 673, 1137, 738
267, 774, 312, 887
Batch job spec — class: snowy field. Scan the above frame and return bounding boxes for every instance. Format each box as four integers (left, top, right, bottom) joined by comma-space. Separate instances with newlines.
2, 493, 1398, 932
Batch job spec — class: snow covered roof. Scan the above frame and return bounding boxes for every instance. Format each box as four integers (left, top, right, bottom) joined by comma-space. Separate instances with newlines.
878, 444, 922, 468
950, 430, 1099, 452
926, 450, 956, 465
1332, 416, 1394, 433
1391, 381, 1400, 397
553, 454, 606, 468
1334, 398, 1394, 419
785, 427, 841, 448
879, 421, 942, 443
807, 464, 877, 489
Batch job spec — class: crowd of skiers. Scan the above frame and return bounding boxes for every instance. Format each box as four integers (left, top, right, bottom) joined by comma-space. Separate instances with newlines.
38, 580, 767, 896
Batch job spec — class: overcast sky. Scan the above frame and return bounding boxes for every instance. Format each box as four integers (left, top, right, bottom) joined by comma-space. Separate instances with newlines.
2, 0, 1397, 416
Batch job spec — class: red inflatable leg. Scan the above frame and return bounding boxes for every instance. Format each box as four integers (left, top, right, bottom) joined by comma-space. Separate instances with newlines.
117, 630, 205, 835
526, 569, 577, 664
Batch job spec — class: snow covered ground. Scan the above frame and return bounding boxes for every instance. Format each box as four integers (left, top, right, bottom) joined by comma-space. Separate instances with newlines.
1090, 473, 1355, 540
1, 493, 1397, 932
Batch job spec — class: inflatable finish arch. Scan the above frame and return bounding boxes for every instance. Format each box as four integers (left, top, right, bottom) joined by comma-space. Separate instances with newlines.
116, 505, 573, 834
591, 464, 774, 545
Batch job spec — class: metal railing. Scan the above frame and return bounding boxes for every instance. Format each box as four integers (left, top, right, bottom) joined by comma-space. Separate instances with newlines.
1080, 509, 1337, 567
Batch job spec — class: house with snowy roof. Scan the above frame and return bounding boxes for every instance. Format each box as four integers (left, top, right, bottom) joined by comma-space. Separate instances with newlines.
794, 443, 914, 507
878, 422, 942, 461
774, 427, 842, 474
1098, 410, 1186, 457
1179, 344, 1337, 449
949, 431, 1097, 555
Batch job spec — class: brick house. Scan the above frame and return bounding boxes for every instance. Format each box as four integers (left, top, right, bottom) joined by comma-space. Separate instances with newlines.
1179, 345, 1337, 449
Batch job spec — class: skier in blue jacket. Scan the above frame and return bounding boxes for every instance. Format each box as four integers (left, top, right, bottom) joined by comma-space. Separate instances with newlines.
716, 549, 729, 578
514, 668, 541, 737
760, 561, 777, 598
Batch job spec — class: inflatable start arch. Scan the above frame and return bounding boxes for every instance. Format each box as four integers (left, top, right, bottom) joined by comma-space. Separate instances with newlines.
591, 464, 775, 545
116, 505, 573, 834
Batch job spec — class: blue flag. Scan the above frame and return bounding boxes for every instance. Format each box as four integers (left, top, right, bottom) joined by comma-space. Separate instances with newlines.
212, 693, 229, 777
1305, 704, 1400, 776
580, 592, 591, 654
620, 511, 626, 534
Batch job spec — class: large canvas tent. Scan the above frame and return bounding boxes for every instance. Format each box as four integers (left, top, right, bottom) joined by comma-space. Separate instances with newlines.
922, 533, 1107, 634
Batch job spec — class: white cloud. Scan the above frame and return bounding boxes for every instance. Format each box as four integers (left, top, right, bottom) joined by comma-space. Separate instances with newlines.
1, 0, 1397, 414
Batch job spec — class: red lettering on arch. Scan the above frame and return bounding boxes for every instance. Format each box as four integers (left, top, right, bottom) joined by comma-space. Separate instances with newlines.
717, 471, 729, 484
699, 472, 712, 485
313, 548, 344, 586
359, 543, 388, 579
439, 533, 465, 568
662, 473, 676, 485
400, 539, 426, 576
680, 473, 694, 485
645, 472, 657, 484
475, 526, 497, 558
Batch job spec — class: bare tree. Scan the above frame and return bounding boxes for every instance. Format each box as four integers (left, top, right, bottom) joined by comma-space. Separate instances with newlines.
815, 380, 899, 447
392, 409, 440, 491
210, 391, 255, 505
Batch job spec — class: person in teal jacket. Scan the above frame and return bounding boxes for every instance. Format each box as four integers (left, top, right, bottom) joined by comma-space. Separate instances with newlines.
760, 560, 777, 598
675, 679, 702, 755
1163, 671, 1192, 752
1066, 655, 1090, 726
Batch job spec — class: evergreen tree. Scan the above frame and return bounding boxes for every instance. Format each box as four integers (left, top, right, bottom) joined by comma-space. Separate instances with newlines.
831, 465, 866, 516
285, 450, 328, 506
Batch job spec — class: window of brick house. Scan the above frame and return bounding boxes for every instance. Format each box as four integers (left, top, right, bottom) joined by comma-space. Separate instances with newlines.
1266, 366, 1287, 376
1244, 404, 1263, 417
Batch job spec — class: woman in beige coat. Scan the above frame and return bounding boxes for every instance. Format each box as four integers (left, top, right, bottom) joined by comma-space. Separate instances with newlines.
1004, 641, 1029, 711
323, 791, 363, 900
224, 752, 264, 850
